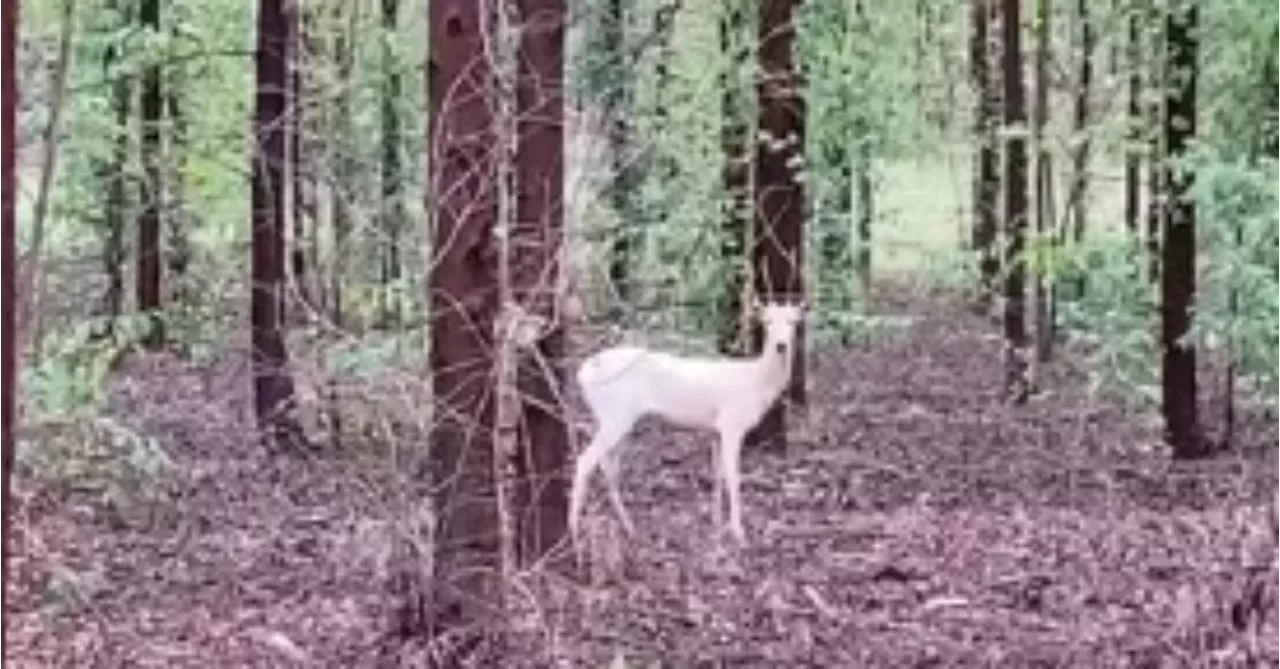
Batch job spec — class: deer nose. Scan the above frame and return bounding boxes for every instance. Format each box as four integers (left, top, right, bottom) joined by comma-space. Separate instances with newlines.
775, 342, 787, 355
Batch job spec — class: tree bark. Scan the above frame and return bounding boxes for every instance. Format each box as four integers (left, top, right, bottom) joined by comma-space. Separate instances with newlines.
1001, 0, 1029, 404
138, 0, 164, 348
1032, 0, 1054, 363
2, 0, 19, 582
404, 0, 503, 656
512, 0, 570, 567
1145, 3, 1163, 283
604, 0, 634, 308
251, 0, 305, 448
1065, 0, 1093, 299
853, 0, 873, 293
287, 1, 315, 319
970, 0, 999, 307
1161, 0, 1206, 459
719, 0, 750, 354
95, 0, 130, 339
167, 67, 192, 311
749, 0, 806, 453
1123, 0, 1142, 238
379, 0, 404, 328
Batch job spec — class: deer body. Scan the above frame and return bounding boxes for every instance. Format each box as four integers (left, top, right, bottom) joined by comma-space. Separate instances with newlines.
568, 302, 804, 544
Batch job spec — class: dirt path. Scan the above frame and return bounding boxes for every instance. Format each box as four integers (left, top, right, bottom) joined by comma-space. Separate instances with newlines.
4, 292, 1276, 668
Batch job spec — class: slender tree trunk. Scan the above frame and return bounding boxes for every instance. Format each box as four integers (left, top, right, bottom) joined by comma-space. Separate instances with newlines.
96, 0, 130, 339
2, 0, 20, 583
288, 1, 314, 319
1032, 0, 1054, 363
749, 0, 806, 453
331, 1, 354, 333
402, 0, 503, 653
1145, 4, 1163, 283
167, 69, 192, 312
604, 0, 634, 308
511, 0, 570, 567
1124, 0, 1142, 238
251, 0, 305, 448
1065, 0, 1093, 299
853, 0, 873, 292
970, 0, 999, 307
379, 0, 404, 327
1161, 0, 1205, 458
719, 0, 750, 354
26, 0, 76, 362
1001, 0, 1029, 404
138, 0, 164, 348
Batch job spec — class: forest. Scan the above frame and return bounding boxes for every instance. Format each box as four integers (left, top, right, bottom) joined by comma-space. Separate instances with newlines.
1, 0, 1277, 665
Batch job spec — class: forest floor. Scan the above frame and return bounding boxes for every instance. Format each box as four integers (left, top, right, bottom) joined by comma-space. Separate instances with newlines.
4, 286, 1277, 668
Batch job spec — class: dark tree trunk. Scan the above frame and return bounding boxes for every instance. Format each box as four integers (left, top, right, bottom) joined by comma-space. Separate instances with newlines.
604, 0, 634, 307
1032, 0, 1054, 363
96, 0, 129, 338
1001, 0, 1029, 404
2, 0, 18, 579
1123, 0, 1141, 238
1065, 0, 1092, 299
512, 0, 570, 567
748, 0, 806, 453
138, 0, 164, 348
251, 0, 305, 447
719, 0, 749, 354
970, 0, 999, 306
1161, 0, 1206, 459
379, 0, 404, 327
401, 0, 502, 655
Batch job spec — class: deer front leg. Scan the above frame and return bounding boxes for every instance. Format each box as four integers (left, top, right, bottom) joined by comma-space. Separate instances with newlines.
718, 427, 748, 544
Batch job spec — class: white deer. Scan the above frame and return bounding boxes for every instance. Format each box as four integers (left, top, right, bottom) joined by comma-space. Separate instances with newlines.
568, 299, 806, 544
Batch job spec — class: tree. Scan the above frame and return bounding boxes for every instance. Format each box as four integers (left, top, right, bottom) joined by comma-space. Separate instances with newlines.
603, 0, 635, 307
287, 0, 315, 318
1124, 0, 1142, 238
251, 0, 305, 447
1161, 0, 1206, 458
1001, 0, 1029, 404
1031, 0, 1055, 363
970, 0, 999, 306
2, 0, 18, 579
379, 0, 404, 327
1065, 0, 1093, 299
94, 0, 130, 339
719, 0, 750, 353
166, 29, 192, 311
750, 0, 806, 453
852, 0, 873, 292
1145, 3, 1163, 283
138, 0, 164, 348
512, 0, 570, 565
406, 0, 502, 653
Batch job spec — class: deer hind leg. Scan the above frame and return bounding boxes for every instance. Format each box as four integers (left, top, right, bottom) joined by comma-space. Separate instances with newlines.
568, 420, 631, 542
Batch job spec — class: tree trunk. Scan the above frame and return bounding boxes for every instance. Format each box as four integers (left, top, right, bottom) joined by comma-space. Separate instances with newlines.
331, 2, 354, 332
748, 0, 806, 453
403, 0, 503, 655
1001, 0, 1029, 404
251, 0, 305, 448
1032, 0, 1054, 363
96, 0, 129, 339
512, 0, 570, 567
26, 0, 76, 362
1161, 0, 1206, 459
1145, 3, 1163, 283
288, 1, 314, 319
1065, 0, 1092, 299
1123, 0, 1141, 238
970, 0, 999, 307
167, 68, 192, 312
379, 0, 404, 328
2, 0, 19, 582
853, 0, 873, 292
719, 0, 750, 354
138, 0, 164, 348
604, 0, 634, 308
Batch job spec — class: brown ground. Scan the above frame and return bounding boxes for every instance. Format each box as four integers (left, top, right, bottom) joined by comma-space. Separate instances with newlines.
5, 290, 1277, 668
